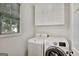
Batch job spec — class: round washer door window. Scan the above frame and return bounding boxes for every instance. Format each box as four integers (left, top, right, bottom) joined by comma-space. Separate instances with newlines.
45, 46, 66, 56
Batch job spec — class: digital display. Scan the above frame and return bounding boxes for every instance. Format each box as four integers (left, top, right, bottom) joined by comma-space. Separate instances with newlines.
59, 42, 66, 47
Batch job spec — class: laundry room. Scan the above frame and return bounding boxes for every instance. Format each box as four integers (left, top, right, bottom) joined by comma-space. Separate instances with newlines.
0, 3, 79, 56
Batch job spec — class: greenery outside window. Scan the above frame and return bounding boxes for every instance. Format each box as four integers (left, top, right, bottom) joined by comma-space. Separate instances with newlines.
0, 3, 20, 34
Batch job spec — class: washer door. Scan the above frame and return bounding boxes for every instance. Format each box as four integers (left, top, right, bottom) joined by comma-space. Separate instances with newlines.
45, 46, 67, 56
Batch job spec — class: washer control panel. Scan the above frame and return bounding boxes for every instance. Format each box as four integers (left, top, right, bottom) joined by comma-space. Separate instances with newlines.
59, 42, 66, 47
53, 42, 66, 47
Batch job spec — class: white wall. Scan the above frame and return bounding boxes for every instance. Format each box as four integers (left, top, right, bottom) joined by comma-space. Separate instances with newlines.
35, 4, 70, 38
0, 4, 34, 56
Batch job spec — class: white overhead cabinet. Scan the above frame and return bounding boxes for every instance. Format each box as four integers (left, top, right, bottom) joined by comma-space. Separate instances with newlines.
35, 3, 64, 25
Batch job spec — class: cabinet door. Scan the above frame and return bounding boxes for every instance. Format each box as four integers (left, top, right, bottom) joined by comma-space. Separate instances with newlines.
73, 3, 79, 13
73, 3, 79, 51
35, 3, 64, 25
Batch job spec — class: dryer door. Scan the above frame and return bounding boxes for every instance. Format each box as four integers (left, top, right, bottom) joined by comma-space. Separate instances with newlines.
45, 46, 66, 56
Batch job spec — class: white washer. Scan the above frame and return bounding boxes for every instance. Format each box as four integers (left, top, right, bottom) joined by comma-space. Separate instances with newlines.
44, 37, 70, 56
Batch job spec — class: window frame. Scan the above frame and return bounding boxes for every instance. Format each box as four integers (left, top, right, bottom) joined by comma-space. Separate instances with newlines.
0, 3, 21, 38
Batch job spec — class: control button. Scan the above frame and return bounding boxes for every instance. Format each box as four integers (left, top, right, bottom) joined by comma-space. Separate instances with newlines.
53, 42, 57, 45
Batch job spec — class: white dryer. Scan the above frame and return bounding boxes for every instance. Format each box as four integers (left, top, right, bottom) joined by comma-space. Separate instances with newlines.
44, 37, 72, 56
28, 37, 46, 56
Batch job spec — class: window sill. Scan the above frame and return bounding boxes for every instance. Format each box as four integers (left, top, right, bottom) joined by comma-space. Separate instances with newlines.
0, 32, 22, 38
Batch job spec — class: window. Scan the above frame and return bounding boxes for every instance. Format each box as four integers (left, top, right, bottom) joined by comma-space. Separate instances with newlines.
0, 3, 20, 34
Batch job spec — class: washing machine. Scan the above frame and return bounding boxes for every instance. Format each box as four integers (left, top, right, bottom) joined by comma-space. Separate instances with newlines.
44, 37, 73, 56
